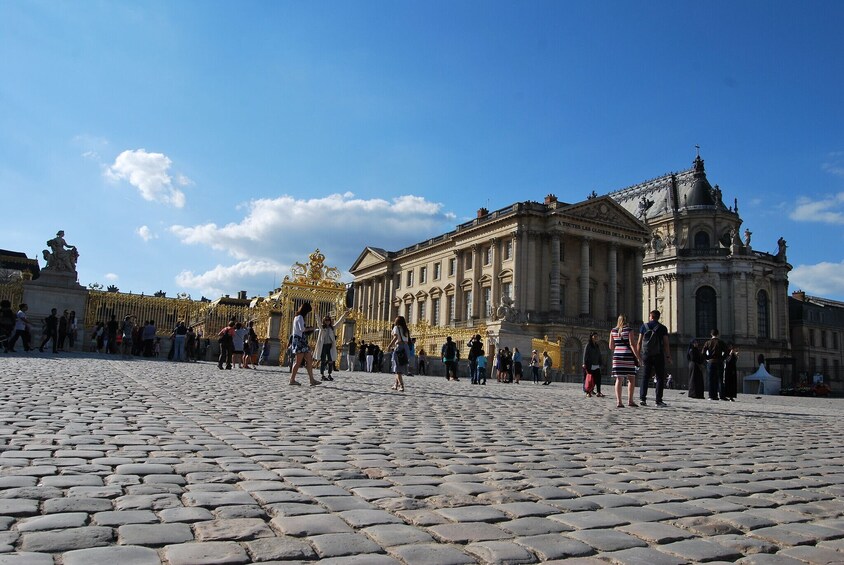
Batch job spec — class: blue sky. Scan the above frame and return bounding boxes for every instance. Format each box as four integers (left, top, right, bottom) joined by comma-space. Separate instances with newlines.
2, 1, 843, 300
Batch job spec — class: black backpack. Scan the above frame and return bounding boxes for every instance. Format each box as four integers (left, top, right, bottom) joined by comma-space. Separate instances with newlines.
641, 323, 663, 357
444, 341, 456, 360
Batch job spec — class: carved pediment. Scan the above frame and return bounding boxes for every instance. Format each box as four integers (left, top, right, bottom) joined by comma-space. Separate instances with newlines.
559, 197, 649, 236
349, 247, 390, 273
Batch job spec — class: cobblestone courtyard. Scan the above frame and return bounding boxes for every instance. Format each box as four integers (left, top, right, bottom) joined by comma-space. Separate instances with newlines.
1, 355, 842, 564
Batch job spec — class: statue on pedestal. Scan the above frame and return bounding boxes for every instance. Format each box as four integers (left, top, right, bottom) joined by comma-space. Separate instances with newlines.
496, 294, 523, 323
43, 230, 78, 273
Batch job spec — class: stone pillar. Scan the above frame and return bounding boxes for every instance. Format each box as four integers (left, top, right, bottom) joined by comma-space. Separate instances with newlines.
266, 310, 284, 365
454, 250, 464, 322
608, 243, 618, 320
490, 238, 499, 316
580, 237, 591, 317
471, 245, 481, 320
550, 234, 561, 314
634, 249, 644, 324
385, 273, 394, 322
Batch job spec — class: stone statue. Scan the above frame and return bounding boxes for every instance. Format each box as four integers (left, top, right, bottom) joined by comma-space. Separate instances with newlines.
42, 230, 78, 273
495, 294, 522, 323
777, 237, 787, 259
744, 229, 752, 248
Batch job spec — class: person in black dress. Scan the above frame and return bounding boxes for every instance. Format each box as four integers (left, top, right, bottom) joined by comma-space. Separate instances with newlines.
687, 340, 705, 399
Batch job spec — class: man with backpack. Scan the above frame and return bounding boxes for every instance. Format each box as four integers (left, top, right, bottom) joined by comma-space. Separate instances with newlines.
637, 310, 671, 407
442, 336, 459, 380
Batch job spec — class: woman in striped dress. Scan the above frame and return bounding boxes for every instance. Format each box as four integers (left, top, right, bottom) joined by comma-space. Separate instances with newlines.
610, 314, 640, 408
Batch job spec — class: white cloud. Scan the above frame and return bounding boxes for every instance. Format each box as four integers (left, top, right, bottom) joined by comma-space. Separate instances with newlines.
105, 149, 188, 208
821, 151, 844, 178
170, 192, 453, 263
176, 259, 286, 298
790, 261, 844, 297
105, 273, 119, 281
169, 192, 454, 297
789, 193, 844, 224
137, 225, 156, 241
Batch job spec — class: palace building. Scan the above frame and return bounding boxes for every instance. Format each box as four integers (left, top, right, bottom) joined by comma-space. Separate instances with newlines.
349, 195, 650, 374
350, 154, 794, 384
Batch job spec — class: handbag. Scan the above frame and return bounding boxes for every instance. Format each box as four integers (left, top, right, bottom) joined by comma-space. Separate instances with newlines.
584, 371, 595, 394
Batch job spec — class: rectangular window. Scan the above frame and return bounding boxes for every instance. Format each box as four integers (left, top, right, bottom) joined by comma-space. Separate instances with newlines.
502, 282, 511, 299
504, 239, 513, 260
420, 266, 427, 284
809, 329, 816, 347
406, 270, 414, 287
447, 295, 455, 322
434, 262, 442, 280
465, 253, 473, 270
448, 258, 456, 276
483, 247, 491, 266
834, 332, 839, 350
483, 287, 492, 318
404, 303, 412, 323
433, 297, 441, 325
464, 290, 473, 320
821, 330, 828, 349
418, 300, 426, 322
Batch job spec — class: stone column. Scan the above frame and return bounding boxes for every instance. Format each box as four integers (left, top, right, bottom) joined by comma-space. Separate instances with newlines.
472, 245, 481, 320
385, 273, 394, 322
580, 237, 591, 317
490, 238, 499, 317
608, 243, 618, 320
454, 250, 464, 322
550, 234, 561, 314
634, 248, 644, 324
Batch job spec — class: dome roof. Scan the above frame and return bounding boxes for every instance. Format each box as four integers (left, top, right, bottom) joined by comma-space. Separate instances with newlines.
685, 156, 716, 207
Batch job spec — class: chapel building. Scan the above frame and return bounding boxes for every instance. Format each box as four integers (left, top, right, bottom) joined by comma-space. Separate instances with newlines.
608, 155, 793, 378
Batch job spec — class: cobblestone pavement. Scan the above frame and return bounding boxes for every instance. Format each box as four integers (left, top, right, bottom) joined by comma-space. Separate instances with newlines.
1, 354, 843, 564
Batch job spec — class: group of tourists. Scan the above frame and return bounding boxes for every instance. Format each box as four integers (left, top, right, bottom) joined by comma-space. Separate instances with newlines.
1, 302, 79, 354
687, 329, 739, 401
216, 320, 261, 370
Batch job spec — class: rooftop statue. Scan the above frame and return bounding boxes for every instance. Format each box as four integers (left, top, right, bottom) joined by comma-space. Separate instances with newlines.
43, 230, 78, 273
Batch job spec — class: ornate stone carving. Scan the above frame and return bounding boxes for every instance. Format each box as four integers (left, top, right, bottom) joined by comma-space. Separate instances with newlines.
495, 294, 523, 323
42, 230, 78, 273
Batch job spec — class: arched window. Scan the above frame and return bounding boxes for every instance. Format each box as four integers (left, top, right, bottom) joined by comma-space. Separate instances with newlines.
694, 231, 710, 249
757, 290, 770, 339
695, 286, 717, 338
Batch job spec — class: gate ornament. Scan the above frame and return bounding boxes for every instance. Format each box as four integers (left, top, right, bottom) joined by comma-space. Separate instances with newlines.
285, 249, 344, 288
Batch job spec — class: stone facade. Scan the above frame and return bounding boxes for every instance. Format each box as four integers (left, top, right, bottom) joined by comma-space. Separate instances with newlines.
349, 195, 650, 375
789, 291, 844, 391
609, 155, 792, 383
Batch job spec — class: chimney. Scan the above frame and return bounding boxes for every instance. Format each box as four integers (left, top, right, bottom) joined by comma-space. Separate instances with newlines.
238, 290, 247, 300
477, 207, 489, 218
544, 194, 558, 205
792, 290, 806, 302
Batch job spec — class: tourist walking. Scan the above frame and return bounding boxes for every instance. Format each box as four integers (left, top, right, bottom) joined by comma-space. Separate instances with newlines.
5, 303, 32, 352
0, 300, 15, 351
582, 332, 605, 397
637, 310, 670, 407
542, 351, 552, 385
233, 322, 249, 368
530, 350, 540, 383
67, 310, 77, 349
703, 328, 727, 400
387, 315, 410, 392
288, 301, 321, 387
142, 320, 156, 357
513, 347, 523, 384
39, 308, 59, 353
476, 350, 487, 384
217, 321, 236, 370
57, 310, 69, 351
723, 344, 739, 401
345, 337, 357, 371
417, 347, 427, 375
467, 334, 483, 383
315, 310, 348, 381
172, 321, 188, 361
610, 314, 639, 407
246, 321, 259, 368
120, 315, 135, 359
687, 340, 705, 399
442, 336, 459, 380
